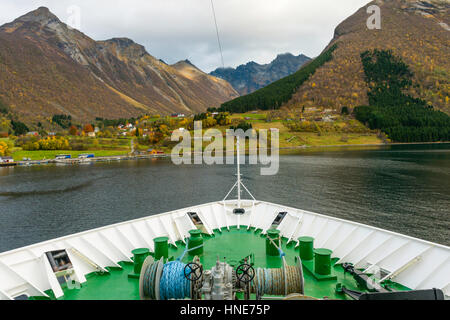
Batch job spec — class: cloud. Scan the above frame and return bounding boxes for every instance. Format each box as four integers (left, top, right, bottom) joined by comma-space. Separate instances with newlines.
0, 0, 370, 72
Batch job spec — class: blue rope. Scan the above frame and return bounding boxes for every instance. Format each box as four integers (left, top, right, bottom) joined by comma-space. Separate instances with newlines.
177, 237, 204, 262
159, 261, 191, 300
267, 235, 286, 258
177, 238, 190, 262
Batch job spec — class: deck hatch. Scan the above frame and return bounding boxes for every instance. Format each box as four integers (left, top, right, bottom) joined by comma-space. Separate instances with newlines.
187, 212, 203, 225
233, 208, 245, 215
272, 212, 288, 226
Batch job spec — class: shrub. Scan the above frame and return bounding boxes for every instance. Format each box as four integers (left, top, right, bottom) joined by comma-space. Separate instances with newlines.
230, 121, 253, 131
0, 141, 10, 156
22, 136, 70, 151
11, 120, 29, 135
52, 115, 72, 129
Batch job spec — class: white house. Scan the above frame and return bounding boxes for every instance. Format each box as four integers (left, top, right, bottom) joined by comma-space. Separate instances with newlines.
0, 156, 14, 163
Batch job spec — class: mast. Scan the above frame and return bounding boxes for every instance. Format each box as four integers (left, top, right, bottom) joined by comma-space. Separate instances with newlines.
222, 134, 255, 206
237, 136, 241, 207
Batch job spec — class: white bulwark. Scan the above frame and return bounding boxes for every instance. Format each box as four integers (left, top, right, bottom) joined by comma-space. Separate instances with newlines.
0, 199, 449, 300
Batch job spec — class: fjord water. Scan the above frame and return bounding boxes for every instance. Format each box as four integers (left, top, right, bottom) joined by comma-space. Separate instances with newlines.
0, 144, 449, 252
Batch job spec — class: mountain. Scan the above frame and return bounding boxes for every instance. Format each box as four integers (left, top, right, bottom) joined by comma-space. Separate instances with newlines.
0, 7, 238, 124
219, 0, 449, 115
287, 0, 450, 114
210, 53, 311, 95
171, 60, 238, 100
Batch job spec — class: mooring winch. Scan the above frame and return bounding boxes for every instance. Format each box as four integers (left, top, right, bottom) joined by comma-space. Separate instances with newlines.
139, 254, 305, 300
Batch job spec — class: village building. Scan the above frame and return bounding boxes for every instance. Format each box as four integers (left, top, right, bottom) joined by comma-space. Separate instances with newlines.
0, 156, 14, 163
147, 149, 164, 155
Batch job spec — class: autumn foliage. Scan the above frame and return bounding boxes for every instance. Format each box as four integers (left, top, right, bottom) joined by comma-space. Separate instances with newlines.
288, 1, 449, 114
83, 124, 94, 133
22, 136, 70, 151
0, 141, 10, 156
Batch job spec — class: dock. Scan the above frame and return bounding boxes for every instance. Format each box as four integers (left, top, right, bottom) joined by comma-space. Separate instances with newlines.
13, 153, 169, 167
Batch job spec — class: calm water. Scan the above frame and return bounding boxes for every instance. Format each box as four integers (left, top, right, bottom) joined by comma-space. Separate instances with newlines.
0, 144, 449, 252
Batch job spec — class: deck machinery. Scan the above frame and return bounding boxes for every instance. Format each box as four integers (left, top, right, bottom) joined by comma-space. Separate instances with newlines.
137, 231, 307, 301
135, 229, 444, 301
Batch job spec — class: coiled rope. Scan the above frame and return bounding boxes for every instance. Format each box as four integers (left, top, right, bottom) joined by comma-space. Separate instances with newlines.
252, 265, 302, 297
142, 238, 204, 300
142, 259, 159, 299
159, 261, 191, 300
250, 233, 302, 296
142, 260, 192, 300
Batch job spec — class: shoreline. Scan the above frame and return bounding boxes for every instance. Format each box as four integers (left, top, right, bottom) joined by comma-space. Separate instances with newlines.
2, 141, 449, 168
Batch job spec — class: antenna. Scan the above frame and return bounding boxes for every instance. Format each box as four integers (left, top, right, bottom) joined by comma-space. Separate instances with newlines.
210, 0, 225, 69
222, 135, 256, 206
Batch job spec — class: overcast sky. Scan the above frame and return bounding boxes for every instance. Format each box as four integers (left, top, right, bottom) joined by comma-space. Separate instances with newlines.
0, 0, 370, 72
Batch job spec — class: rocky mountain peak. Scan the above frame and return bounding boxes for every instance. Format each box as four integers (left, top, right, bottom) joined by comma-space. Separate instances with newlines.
275, 53, 294, 59
182, 59, 194, 66
106, 37, 137, 48
100, 37, 149, 60
0, 7, 241, 120
14, 6, 60, 26
210, 53, 311, 95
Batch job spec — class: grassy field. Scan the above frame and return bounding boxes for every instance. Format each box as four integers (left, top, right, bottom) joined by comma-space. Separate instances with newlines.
229, 112, 268, 122
3, 137, 132, 161
251, 120, 382, 148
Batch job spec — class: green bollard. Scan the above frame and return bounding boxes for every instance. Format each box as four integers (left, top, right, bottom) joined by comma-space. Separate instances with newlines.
154, 236, 169, 260
188, 229, 204, 256
266, 229, 281, 256
128, 248, 150, 279
314, 248, 333, 275
298, 236, 314, 261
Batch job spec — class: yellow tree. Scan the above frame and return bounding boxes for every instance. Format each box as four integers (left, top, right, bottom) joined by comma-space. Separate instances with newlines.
0, 141, 10, 156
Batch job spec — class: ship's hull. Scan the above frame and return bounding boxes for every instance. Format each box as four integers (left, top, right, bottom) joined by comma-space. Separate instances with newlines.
0, 199, 448, 300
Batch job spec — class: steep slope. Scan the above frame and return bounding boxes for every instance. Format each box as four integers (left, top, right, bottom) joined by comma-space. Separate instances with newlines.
0, 8, 142, 123
210, 53, 311, 95
0, 7, 238, 124
287, 0, 450, 114
170, 60, 239, 107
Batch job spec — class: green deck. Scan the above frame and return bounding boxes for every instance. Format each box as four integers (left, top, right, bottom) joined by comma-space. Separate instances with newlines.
34, 227, 410, 300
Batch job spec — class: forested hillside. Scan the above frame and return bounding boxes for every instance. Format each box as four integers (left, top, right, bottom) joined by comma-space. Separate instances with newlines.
287, 0, 449, 114
210, 44, 337, 113
354, 50, 450, 142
